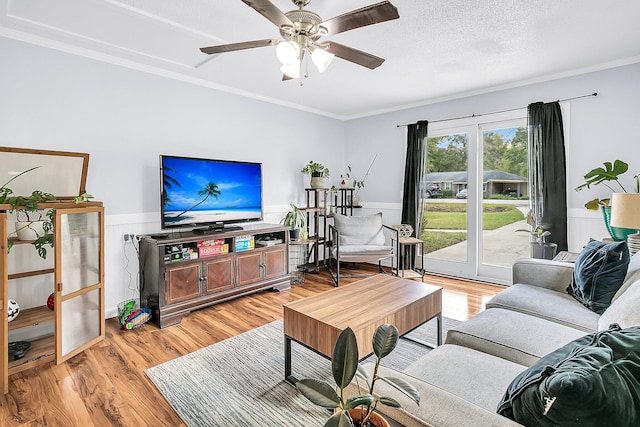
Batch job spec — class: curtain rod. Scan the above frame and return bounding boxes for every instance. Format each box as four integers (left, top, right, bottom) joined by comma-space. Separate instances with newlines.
396, 92, 598, 128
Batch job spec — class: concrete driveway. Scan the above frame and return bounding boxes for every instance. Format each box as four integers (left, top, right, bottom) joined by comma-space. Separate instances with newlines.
424, 201, 533, 268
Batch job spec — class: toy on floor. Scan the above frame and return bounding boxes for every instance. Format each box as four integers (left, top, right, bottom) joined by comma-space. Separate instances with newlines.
118, 299, 151, 330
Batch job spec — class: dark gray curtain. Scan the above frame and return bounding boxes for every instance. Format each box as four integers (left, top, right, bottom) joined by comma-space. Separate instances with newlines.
528, 102, 567, 252
400, 120, 428, 271
401, 120, 428, 236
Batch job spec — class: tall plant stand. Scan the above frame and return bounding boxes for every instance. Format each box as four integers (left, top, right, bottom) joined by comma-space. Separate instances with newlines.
303, 188, 329, 273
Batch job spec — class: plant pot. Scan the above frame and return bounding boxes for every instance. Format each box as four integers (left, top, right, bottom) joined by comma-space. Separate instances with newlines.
290, 228, 301, 241
15, 220, 46, 241
602, 206, 636, 241
309, 172, 325, 189
347, 408, 390, 427
340, 178, 350, 188
352, 194, 360, 206
530, 242, 557, 260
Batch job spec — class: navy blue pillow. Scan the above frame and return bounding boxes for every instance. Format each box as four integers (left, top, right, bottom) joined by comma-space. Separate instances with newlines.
497, 324, 640, 426
566, 239, 629, 314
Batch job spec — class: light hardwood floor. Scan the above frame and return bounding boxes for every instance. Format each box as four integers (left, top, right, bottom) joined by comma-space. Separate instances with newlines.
0, 267, 504, 426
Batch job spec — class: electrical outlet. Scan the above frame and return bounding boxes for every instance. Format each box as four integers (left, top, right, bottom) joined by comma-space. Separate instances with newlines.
122, 233, 135, 242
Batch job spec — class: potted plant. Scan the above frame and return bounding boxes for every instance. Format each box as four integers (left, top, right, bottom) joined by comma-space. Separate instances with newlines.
0, 166, 56, 258
301, 161, 330, 188
347, 154, 378, 206
340, 166, 352, 188
281, 203, 306, 241
575, 159, 639, 241
516, 211, 557, 260
328, 186, 339, 215
0, 167, 94, 259
296, 323, 420, 427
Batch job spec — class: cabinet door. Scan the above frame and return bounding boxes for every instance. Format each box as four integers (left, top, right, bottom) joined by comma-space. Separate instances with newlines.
204, 256, 234, 294
236, 251, 262, 287
55, 207, 105, 364
165, 263, 202, 304
264, 246, 287, 279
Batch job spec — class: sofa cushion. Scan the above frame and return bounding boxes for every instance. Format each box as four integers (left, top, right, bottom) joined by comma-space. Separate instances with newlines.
497, 324, 640, 426
486, 284, 599, 332
349, 363, 523, 427
612, 249, 640, 302
566, 239, 630, 314
330, 244, 393, 262
446, 308, 587, 366
403, 344, 527, 411
333, 212, 385, 246
599, 279, 640, 330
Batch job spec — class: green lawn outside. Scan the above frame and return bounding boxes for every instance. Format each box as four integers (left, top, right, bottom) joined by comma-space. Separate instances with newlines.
420, 203, 525, 253
423, 203, 524, 231
421, 231, 468, 253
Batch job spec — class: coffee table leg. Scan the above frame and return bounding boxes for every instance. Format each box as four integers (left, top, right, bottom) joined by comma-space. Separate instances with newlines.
285, 335, 297, 385
437, 312, 442, 346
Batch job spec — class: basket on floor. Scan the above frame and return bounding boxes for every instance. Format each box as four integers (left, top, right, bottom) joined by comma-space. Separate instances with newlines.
118, 299, 151, 330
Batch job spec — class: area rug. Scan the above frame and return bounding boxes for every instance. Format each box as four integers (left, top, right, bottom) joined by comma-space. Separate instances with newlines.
145, 317, 460, 427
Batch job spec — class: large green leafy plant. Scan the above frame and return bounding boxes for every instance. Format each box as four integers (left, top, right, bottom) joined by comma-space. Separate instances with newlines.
296, 324, 420, 427
575, 160, 640, 209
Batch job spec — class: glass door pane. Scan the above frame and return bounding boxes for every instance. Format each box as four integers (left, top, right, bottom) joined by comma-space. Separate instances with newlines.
61, 288, 101, 356
479, 121, 530, 281
55, 207, 104, 362
422, 130, 474, 277
60, 212, 101, 295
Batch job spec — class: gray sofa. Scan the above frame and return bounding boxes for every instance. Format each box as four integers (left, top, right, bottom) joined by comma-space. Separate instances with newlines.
351, 251, 640, 426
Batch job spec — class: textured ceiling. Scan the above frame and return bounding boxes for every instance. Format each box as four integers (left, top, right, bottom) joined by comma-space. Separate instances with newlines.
1, 0, 640, 119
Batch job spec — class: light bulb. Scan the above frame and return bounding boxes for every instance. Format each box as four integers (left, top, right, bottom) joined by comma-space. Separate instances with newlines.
281, 60, 301, 79
311, 48, 335, 73
276, 41, 300, 65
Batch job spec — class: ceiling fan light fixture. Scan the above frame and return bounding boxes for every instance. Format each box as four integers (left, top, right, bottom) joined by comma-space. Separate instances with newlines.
276, 40, 300, 65
281, 61, 301, 78
311, 47, 334, 73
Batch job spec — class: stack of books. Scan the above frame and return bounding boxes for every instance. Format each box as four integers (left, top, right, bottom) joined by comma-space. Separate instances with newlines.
235, 235, 255, 251
197, 238, 229, 257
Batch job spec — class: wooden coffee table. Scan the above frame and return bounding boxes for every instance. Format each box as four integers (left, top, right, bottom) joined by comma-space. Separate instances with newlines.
283, 274, 442, 383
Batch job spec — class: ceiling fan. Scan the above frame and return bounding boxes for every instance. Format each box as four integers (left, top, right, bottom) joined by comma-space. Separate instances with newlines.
200, 0, 399, 82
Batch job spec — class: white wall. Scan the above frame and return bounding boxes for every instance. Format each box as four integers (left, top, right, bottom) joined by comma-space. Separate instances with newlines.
0, 36, 346, 317
345, 63, 640, 252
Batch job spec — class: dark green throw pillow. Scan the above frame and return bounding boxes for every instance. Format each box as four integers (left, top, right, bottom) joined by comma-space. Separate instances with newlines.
566, 239, 630, 314
497, 324, 640, 426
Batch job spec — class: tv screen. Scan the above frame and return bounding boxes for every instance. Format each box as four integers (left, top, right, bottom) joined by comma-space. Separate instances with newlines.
160, 155, 263, 231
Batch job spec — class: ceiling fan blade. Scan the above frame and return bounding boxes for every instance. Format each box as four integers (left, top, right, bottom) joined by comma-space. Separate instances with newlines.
200, 39, 279, 55
322, 1, 399, 36
240, 0, 293, 28
323, 42, 385, 69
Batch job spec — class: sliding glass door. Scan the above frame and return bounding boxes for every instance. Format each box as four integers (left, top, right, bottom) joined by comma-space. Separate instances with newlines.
420, 111, 530, 284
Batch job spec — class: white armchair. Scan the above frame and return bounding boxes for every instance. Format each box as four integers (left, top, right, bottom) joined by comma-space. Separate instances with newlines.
328, 212, 398, 286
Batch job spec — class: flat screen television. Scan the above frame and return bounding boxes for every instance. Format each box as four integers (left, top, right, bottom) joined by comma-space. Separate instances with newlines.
160, 155, 263, 233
